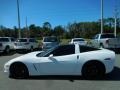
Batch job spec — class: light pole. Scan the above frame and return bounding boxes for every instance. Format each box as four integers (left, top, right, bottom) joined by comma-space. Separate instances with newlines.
17, 0, 21, 38
25, 17, 29, 38
114, 10, 117, 37
114, 3, 119, 37
101, 0, 103, 34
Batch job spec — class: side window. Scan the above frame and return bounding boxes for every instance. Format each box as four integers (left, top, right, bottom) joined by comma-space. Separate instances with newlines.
11, 38, 15, 42
94, 34, 99, 39
29, 39, 35, 42
52, 45, 75, 56
80, 46, 100, 53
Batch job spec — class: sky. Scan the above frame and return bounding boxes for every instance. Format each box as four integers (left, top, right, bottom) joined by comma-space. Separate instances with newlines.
0, 0, 120, 28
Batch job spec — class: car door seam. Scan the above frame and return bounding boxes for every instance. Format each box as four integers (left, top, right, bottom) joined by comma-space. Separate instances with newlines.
33, 64, 38, 72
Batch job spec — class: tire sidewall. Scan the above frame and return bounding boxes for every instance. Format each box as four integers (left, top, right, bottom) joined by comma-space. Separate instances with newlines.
82, 61, 105, 79
10, 63, 29, 79
5, 46, 10, 54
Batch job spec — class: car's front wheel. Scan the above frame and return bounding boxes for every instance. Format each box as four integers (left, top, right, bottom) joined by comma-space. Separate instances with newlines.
82, 61, 105, 79
9, 62, 29, 79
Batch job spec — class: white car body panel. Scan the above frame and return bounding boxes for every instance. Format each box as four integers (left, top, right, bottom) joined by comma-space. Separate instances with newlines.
33, 54, 78, 75
4, 44, 115, 77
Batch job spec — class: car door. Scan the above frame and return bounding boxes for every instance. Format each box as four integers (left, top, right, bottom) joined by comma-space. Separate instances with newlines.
36, 45, 78, 75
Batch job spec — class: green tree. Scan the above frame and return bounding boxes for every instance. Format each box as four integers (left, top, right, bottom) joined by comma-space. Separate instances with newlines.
42, 22, 52, 36
53, 25, 65, 38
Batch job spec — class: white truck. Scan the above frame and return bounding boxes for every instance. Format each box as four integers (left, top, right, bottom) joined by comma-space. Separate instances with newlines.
0, 37, 15, 53
90, 33, 120, 50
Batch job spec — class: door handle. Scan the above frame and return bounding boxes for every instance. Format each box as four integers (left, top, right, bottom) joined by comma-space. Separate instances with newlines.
77, 55, 79, 59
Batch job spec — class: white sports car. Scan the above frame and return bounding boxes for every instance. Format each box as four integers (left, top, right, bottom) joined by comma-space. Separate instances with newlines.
4, 44, 115, 79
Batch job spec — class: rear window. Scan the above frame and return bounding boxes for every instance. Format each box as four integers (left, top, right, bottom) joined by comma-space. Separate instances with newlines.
29, 39, 35, 42
80, 45, 100, 53
101, 34, 115, 39
0, 38, 9, 42
43, 37, 58, 42
73, 39, 84, 42
17, 39, 27, 42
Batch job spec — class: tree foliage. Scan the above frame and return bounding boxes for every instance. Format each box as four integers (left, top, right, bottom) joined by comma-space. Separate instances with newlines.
0, 18, 120, 39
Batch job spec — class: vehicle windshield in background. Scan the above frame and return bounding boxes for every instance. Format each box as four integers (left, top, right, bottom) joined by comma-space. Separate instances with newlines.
101, 34, 115, 39
44, 37, 58, 42
0, 38, 9, 42
73, 39, 84, 42
17, 39, 27, 42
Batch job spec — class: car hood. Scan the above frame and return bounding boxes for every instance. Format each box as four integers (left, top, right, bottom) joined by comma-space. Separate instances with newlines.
5, 51, 43, 65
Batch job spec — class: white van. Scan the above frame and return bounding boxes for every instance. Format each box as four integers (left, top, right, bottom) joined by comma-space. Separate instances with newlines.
42, 36, 60, 50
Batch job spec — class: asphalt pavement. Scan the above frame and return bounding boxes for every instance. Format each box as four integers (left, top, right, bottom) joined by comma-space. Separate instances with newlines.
0, 52, 120, 90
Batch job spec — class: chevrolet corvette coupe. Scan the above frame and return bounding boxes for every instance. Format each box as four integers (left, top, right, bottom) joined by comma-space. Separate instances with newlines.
4, 44, 115, 79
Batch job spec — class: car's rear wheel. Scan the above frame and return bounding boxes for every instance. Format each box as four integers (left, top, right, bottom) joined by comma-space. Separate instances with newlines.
99, 43, 104, 48
82, 61, 105, 79
5, 46, 10, 54
30, 46, 33, 52
10, 62, 29, 79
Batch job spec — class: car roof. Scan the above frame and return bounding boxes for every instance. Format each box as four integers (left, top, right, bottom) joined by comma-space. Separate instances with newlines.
72, 38, 84, 39
17, 38, 35, 39
0, 37, 13, 38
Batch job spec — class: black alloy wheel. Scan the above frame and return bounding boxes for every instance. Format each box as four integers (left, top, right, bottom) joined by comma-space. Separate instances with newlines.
10, 63, 29, 79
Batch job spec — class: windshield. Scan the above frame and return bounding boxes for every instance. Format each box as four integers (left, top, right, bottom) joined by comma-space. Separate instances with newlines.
43, 37, 58, 42
0, 38, 9, 42
36, 46, 57, 57
73, 39, 84, 42
17, 39, 27, 42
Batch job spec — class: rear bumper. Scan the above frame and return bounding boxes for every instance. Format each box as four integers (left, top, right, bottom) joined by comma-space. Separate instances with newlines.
14, 46, 29, 50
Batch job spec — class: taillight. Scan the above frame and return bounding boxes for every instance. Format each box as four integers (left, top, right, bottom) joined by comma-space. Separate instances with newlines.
106, 40, 109, 44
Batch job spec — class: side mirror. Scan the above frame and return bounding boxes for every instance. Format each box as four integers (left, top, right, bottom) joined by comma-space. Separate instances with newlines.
49, 54, 53, 58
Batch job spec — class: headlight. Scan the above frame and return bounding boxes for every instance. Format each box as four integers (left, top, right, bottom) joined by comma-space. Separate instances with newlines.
4, 63, 10, 69
5, 65, 10, 68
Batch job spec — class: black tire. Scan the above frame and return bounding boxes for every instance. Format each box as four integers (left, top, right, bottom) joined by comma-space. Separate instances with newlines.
9, 62, 29, 79
100, 43, 104, 48
30, 46, 33, 52
82, 61, 105, 79
5, 46, 10, 54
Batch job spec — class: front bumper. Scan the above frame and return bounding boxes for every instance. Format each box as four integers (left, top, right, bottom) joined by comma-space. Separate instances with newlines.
4, 64, 10, 76
14, 46, 29, 50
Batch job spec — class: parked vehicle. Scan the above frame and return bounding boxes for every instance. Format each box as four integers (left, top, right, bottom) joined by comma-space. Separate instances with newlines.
4, 44, 115, 79
0, 37, 15, 53
69, 38, 87, 45
14, 38, 39, 51
90, 33, 120, 49
42, 36, 60, 50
